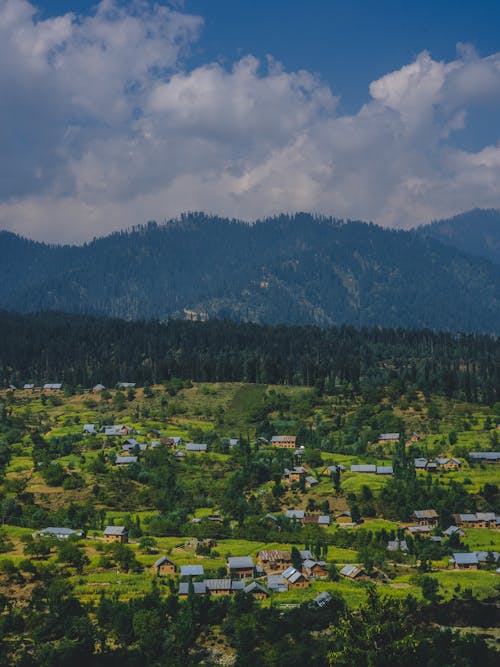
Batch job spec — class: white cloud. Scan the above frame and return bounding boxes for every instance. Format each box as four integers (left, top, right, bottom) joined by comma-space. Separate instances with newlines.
1, 0, 500, 242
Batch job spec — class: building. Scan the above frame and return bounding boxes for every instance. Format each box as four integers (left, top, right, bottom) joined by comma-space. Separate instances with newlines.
302, 559, 328, 578
450, 552, 479, 569
411, 509, 438, 527
186, 443, 208, 453
271, 435, 297, 449
178, 581, 207, 597
453, 513, 499, 529
376, 466, 393, 475
151, 556, 176, 576
102, 425, 132, 436
115, 456, 138, 465
313, 591, 332, 607
350, 464, 376, 473
387, 539, 408, 552
257, 550, 291, 573
267, 574, 288, 592
282, 566, 309, 588
469, 452, 500, 463
23, 384, 35, 390
43, 383, 62, 391
103, 526, 128, 543
83, 424, 96, 435
243, 581, 269, 599
93, 384, 106, 392
305, 475, 319, 488
443, 525, 465, 538
284, 509, 305, 521
204, 579, 245, 595
227, 556, 254, 579
336, 511, 352, 524
339, 564, 364, 579
301, 514, 331, 528
283, 466, 307, 484
378, 433, 400, 444
39, 527, 83, 539
435, 457, 461, 470
116, 382, 136, 389
406, 525, 431, 537
180, 564, 204, 577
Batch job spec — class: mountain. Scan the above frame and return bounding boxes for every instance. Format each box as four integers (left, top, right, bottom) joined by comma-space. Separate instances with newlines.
1, 212, 500, 332
417, 208, 500, 266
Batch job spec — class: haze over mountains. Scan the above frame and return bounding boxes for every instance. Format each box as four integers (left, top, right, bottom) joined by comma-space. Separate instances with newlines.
1, 210, 500, 333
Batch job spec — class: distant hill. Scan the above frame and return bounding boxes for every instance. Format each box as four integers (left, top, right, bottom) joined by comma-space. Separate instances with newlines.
1, 212, 500, 332
417, 208, 500, 266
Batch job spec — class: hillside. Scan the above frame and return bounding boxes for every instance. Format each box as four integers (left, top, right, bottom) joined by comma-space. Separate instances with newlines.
417, 208, 500, 266
1, 212, 500, 332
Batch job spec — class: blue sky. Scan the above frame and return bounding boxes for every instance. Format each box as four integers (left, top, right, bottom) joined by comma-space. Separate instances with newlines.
2, 0, 500, 241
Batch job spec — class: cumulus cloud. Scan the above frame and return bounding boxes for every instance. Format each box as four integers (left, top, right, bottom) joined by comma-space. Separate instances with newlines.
1, 0, 500, 242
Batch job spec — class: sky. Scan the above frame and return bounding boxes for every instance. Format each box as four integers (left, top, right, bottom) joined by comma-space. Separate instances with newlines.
1, 0, 500, 243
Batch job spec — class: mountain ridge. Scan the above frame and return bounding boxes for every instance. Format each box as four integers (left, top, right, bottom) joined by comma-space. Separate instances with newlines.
1, 211, 500, 332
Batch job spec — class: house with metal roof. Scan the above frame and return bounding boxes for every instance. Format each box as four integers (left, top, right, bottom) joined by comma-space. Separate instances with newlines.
43, 383, 62, 390
299, 549, 314, 561
186, 443, 208, 453
378, 433, 400, 442
302, 559, 328, 578
227, 556, 254, 579
115, 456, 138, 465
412, 509, 439, 526
350, 464, 376, 473
313, 591, 332, 607
376, 465, 393, 475
387, 539, 408, 552
469, 452, 500, 462
443, 525, 465, 538
271, 435, 297, 449
339, 564, 364, 579
336, 511, 352, 524
23, 383, 35, 390
257, 550, 291, 572
267, 574, 288, 592
284, 509, 305, 521
282, 566, 309, 587
243, 581, 269, 599
435, 457, 461, 469
103, 526, 128, 543
180, 564, 204, 577
305, 475, 319, 488
450, 552, 479, 568
151, 556, 176, 576
39, 527, 83, 539
204, 579, 245, 595
179, 581, 207, 597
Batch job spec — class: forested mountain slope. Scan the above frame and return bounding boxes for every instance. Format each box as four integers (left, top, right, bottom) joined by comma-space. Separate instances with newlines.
1, 212, 500, 331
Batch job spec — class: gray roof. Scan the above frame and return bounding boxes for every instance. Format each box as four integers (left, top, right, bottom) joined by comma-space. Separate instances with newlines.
379, 433, 400, 440
282, 566, 305, 583
350, 464, 376, 473
414, 458, 428, 469
313, 591, 332, 607
451, 552, 478, 565
186, 443, 208, 452
317, 515, 330, 525
443, 525, 463, 536
227, 556, 254, 569
43, 383, 62, 390
299, 549, 313, 561
285, 509, 305, 519
413, 509, 438, 519
387, 539, 408, 552
180, 564, 204, 576
339, 564, 363, 578
267, 574, 288, 591
39, 527, 80, 538
115, 456, 138, 464
243, 581, 268, 595
376, 466, 393, 474
469, 452, 500, 460
104, 525, 127, 536
153, 556, 175, 568
83, 424, 96, 433
305, 475, 319, 485
178, 581, 206, 595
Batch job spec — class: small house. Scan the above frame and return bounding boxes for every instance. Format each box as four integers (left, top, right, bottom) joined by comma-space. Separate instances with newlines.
271, 435, 297, 449
350, 464, 376, 473
450, 553, 479, 569
152, 556, 176, 576
378, 433, 400, 444
83, 424, 96, 435
305, 475, 319, 488
93, 384, 106, 392
103, 526, 128, 543
257, 550, 291, 573
267, 574, 288, 592
336, 511, 352, 524
339, 564, 364, 579
178, 581, 207, 597
435, 457, 461, 470
243, 581, 269, 599
411, 509, 438, 527
282, 566, 309, 588
284, 509, 305, 521
376, 465, 393, 475
115, 456, 138, 466
227, 556, 254, 579
186, 443, 208, 453
313, 591, 332, 607
180, 564, 204, 577
39, 527, 83, 540
204, 579, 245, 595
302, 559, 328, 578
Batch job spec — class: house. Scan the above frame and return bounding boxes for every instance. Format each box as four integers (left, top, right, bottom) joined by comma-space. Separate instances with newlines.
469, 452, 500, 463
426, 461, 438, 472
284, 509, 305, 521
282, 566, 309, 588
151, 556, 176, 576
204, 579, 245, 595
443, 525, 465, 538
414, 458, 428, 470
102, 425, 132, 436
267, 574, 288, 592
322, 465, 338, 476
186, 443, 208, 453
339, 564, 364, 579
39, 527, 83, 539
387, 539, 408, 552
435, 457, 461, 470
313, 591, 332, 607
411, 509, 439, 527
122, 443, 147, 453
116, 382, 136, 389
453, 513, 499, 529
173, 450, 186, 459
83, 424, 96, 435
229, 438, 238, 448
450, 552, 479, 569
378, 433, 400, 444
178, 581, 207, 597
301, 515, 330, 528
23, 383, 35, 390
43, 383, 62, 391
103, 526, 128, 543
227, 556, 254, 579
302, 559, 328, 578
350, 464, 376, 473
257, 550, 291, 573
406, 525, 431, 537
243, 581, 269, 599
271, 435, 297, 449
409, 432, 421, 443
299, 549, 314, 561
336, 511, 352, 524
305, 475, 319, 488
115, 456, 138, 466
376, 466, 393, 475
93, 384, 106, 392
147, 428, 161, 437
283, 466, 307, 484
180, 564, 204, 577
